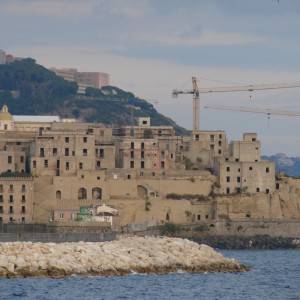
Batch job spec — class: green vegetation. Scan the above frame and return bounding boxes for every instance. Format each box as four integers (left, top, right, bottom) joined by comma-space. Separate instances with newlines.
160, 222, 182, 235
166, 193, 209, 201
0, 59, 187, 134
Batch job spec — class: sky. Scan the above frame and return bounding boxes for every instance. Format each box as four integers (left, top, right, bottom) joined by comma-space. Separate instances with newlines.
1, 0, 300, 155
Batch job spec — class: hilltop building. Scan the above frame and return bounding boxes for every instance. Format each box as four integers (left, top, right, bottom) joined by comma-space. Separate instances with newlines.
0, 104, 279, 227
51, 68, 110, 94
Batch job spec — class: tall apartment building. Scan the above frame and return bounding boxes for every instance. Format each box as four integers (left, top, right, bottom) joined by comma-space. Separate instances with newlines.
51, 67, 110, 94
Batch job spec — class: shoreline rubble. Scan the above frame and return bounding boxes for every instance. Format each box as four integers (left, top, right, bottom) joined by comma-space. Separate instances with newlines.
0, 237, 248, 278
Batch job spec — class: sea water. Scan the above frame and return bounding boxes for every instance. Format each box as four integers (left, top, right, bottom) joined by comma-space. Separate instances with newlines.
0, 250, 299, 300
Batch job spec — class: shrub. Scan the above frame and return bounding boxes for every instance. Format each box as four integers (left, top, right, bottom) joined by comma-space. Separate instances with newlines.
160, 223, 181, 235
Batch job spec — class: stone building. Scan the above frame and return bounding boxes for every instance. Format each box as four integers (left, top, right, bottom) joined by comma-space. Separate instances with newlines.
0, 105, 279, 227
214, 133, 275, 194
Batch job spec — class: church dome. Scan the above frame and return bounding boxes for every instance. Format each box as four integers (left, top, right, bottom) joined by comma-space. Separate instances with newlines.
0, 105, 13, 121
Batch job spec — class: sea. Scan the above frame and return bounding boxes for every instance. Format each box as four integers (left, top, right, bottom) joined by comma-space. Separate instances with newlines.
0, 250, 299, 300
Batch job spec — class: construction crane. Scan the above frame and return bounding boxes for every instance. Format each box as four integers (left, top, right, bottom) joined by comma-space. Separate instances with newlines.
172, 78, 300, 131
204, 105, 300, 118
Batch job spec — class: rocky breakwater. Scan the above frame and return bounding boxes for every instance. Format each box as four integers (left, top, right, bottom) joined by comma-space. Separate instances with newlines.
0, 237, 248, 278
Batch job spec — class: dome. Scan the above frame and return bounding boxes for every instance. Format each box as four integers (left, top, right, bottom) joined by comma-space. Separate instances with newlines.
0, 105, 13, 121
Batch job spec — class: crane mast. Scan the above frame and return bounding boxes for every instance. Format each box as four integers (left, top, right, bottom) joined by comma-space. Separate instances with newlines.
172, 78, 300, 131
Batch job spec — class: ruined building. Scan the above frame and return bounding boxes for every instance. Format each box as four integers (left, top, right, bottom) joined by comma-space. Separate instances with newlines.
0, 104, 281, 227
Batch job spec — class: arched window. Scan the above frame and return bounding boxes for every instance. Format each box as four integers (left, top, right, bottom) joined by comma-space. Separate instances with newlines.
78, 188, 87, 200
166, 213, 170, 221
92, 187, 102, 200
56, 190, 62, 200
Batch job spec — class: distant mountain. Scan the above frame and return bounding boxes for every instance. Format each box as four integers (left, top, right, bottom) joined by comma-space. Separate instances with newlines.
0, 58, 187, 135
263, 153, 300, 177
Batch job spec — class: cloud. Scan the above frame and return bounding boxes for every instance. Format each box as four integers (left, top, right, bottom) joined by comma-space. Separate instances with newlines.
139, 31, 268, 47
0, 0, 149, 18
0, 0, 94, 17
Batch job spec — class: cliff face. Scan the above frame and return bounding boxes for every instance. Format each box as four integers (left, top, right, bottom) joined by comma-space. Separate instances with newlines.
0, 59, 187, 134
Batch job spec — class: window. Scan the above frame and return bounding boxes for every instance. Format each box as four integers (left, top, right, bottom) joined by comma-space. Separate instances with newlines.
130, 142, 134, 149
0, 195, 2, 203
40, 148, 45, 157
226, 176, 230, 182
225, 158, 229, 162
21, 217, 25, 223
130, 161, 134, 168
141, 142, 145, 149
9, 185, 13, 192
21, 206, 26, 214
44, 160, 48, 168
20, 156, 24, 163
256, 187, 260, 192
218, 141, 222, 146
141, 161, 145, 169
161, 161, 165, 169
83, 137, 87, 143
66, 162, 70, 170
4, 124, 7, 130
65, 148, 69, 156
210, 144, 215, 150
78, 188, 87, 200
226, 167, 230, 172
0, 206, 2, 213
252, 138, 256, 142
197, 214, 201, 220
210, 135, 215, 141
131, 151, 134, 159
83, 149, 88, 156
226, 187, 230, 194
65, 137, 69, 143
22, 185, 26, 193
238, 168, 241, 172
235, 158, 239, 162
266, 189, 270, 194
100, 149, 104, 158
195, 134, 199, 141
236, 188, 241, 193
56, 191, 61, 200
237, 177, 241, 183
249, 166, 253, 171
92, 187, 102, 200
79, 162, 83, 170
59, 213, 64, 219
218, 149, 222, 154
8, 156, 12, 164
127, 174, 131, 179
33, 160, 36, 168
141, 151, 145, 159
9, 195, 13, 203
219, 134, 222, 139
276, 183, 280, 190
22, 195, 26, 203
266, 167, 270, 173
9, 206, 13, 214
53, 148, 58, 156
96, 161, 101, 169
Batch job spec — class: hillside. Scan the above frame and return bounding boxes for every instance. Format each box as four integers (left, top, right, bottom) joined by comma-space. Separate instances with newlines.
0, 59, 187, 134
263, 153, 300, 177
